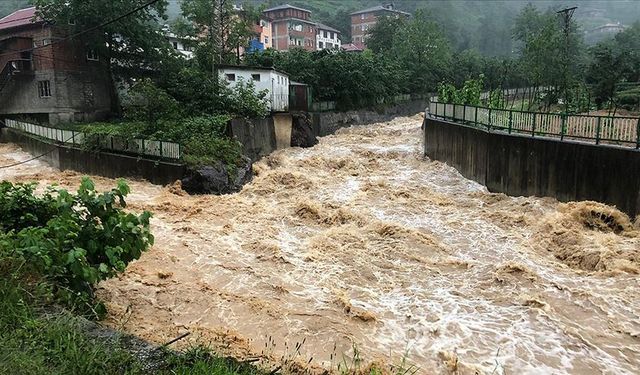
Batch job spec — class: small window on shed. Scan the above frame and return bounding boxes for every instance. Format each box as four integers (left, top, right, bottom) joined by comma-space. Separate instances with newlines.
226, 73, 236, 81
38, 80, 51, 98
172, 41, 178, 49
251, 74, 261, 81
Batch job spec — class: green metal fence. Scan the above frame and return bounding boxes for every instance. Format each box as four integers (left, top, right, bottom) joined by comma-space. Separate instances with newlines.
429, 101, 640, 149
4, 119, 182, 160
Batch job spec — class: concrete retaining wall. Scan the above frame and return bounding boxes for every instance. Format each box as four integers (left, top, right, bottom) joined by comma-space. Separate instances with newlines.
0, 128, 185, 185
230, 99, 427, 160
312, 98, 428, 137
423, 117, 640, 217
229, 114, 294, 161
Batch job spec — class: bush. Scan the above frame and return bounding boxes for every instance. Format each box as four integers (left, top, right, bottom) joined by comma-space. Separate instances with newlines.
0, 178, 153, 316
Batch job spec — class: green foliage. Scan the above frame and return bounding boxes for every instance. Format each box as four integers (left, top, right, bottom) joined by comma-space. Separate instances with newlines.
35, 0, 171, 79
437, 76, 484, 106
0, 178, 153, 316
123, 78, 181, 124
180, 0, 261, 66
246, 48, 404, 110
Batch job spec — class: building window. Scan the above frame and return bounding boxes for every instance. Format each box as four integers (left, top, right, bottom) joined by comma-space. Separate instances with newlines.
318, 41, 323, 49
183, 45, 192, 52
43, 39, 51, 46
252, 74, 261, 81
330, 32, 334, 39
38, 80, 51, 98
172, 41, 178, 49
226, 73, 236, 81
264, 37, 269, 44
86, 49, 99, 61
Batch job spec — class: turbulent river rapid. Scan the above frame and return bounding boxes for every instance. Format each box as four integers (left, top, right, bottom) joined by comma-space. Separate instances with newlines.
1, 115, 639, 374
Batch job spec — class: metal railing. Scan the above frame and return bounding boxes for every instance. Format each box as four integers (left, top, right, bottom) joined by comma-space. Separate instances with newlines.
4, 119, 182, 160
429, 102, 640, 149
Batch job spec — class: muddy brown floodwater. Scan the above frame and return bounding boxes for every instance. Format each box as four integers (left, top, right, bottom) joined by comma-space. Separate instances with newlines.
1, 115, 639, 374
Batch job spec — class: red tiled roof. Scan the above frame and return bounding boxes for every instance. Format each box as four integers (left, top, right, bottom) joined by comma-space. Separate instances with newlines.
0, 7, 42, 32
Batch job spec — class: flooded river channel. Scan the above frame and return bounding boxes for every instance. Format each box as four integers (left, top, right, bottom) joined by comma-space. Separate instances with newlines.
1, 115, 638, 374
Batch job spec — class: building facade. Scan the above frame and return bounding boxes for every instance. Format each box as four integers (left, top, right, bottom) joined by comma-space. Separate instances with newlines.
263, 4, 317, 51
0, 7, 113, 125
165, 31, 195, 59
218, 65, 289, 112
247, 18, 273, 53
350, 3, 410, 48
316, 23, 341, 50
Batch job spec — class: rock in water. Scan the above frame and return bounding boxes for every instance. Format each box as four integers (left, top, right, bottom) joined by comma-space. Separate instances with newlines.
181, 158, 253, 195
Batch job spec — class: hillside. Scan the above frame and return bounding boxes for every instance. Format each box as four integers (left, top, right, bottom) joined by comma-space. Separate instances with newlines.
0, 0, 32, 18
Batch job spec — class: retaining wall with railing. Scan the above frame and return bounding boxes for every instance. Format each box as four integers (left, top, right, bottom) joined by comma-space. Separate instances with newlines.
423, 108, 640, 217
429, 101, 640, 149
3, 119, 182, 160
0, 120, 185, 185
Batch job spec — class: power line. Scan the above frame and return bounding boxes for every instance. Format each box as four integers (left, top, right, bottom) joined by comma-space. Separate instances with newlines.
0, 0, 163, 59
0, 127, 77, 169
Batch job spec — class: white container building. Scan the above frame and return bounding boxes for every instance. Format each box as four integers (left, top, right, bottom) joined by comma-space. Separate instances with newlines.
218, 65, 290, 112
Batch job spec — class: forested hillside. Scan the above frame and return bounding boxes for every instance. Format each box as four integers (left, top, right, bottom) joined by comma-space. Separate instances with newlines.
0, 0, 32, 17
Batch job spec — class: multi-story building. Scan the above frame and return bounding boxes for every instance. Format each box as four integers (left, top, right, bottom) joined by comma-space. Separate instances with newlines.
0, 7, 112, 124
350, 3, 410, 48
165, 30, 195, 59
247, 18, 273, 53
263, 4, 317, 51
315, 23, 341, 50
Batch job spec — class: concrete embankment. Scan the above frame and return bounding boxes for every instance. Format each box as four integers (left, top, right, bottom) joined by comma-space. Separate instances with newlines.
0, 128, 185, 185
423, 116, 640, 217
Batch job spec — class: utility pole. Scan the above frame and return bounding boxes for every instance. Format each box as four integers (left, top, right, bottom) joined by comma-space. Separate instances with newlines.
557, 6, 577, 114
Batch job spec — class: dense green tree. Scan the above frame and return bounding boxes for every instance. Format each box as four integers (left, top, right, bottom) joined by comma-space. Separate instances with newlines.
180, 0, 259, 70
365, 15, 407, 54
35, 0, 171, 114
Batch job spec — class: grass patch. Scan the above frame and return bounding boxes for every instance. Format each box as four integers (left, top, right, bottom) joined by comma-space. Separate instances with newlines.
0, 268, 262, 374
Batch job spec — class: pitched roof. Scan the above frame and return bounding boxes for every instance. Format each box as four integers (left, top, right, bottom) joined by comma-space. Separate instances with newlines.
264, 4, 311, 14
315, 23, 340, 33
0, 7, 42, 32
350, 4, 410, 16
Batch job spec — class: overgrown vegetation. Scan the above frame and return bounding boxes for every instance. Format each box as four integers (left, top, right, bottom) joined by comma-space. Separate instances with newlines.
0, 179, 265, 373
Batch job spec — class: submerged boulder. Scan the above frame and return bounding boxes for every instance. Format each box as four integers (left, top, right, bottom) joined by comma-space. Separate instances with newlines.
180, 157, 253, 195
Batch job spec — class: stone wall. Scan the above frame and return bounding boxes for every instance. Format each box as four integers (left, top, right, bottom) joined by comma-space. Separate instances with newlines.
311, 98, 428, 136
423, 117, 640, 217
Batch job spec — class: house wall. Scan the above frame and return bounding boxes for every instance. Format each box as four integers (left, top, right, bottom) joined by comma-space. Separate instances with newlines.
218, 68, 289, 112
351, 12, 377, 46
271, 19, 316, 51
0, 25, 112, 124
316, 29, 341, 50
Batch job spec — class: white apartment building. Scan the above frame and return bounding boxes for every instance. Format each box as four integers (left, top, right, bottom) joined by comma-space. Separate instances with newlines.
315, 23, 341, 50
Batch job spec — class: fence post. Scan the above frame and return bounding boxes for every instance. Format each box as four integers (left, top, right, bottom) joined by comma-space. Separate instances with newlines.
560, 114, 566, 141
475, 106, 478, 127
508, 110, 513, 134
636, 117, 640, 149
462, 104, 466, 124
453, 103, 456, 121
596, 117, 601, 145
434, 102, 438, 118
488, 107, 492, 131
160, 141, 163, 158
531, 113, 536, 137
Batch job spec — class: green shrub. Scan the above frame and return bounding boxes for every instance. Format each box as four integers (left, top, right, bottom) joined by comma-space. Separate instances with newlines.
0, 178, 153, 316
